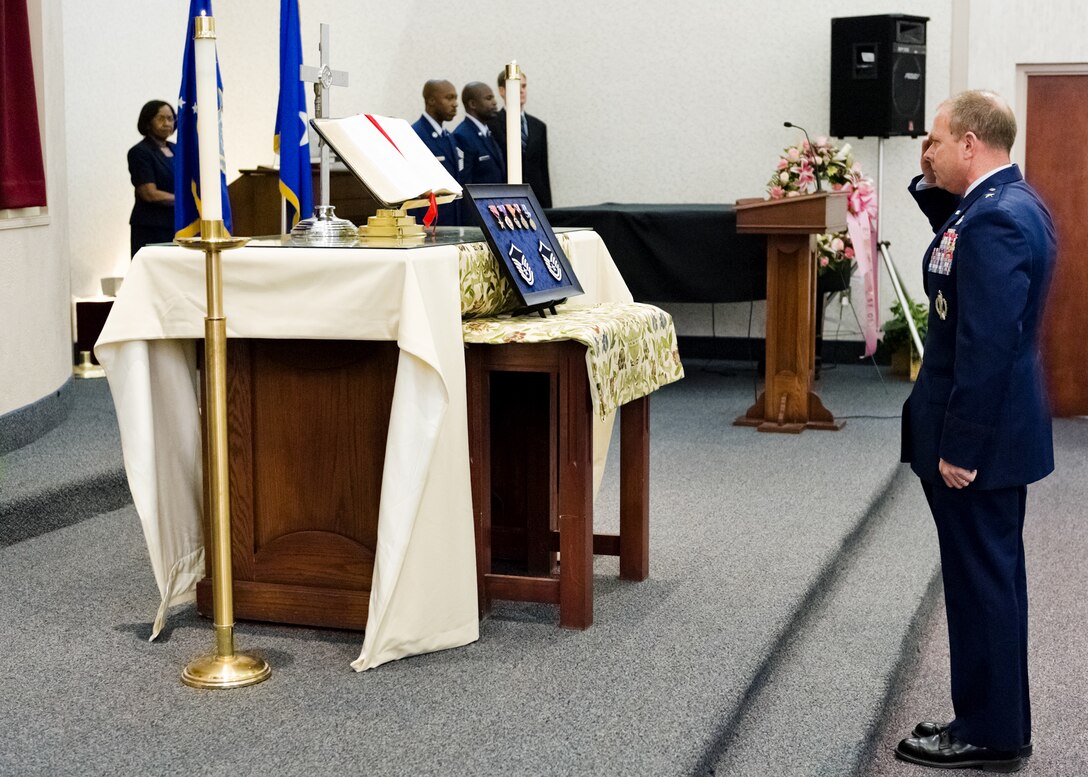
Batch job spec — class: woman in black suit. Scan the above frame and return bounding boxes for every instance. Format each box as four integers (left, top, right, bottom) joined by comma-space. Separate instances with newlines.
127, 100, 176, 257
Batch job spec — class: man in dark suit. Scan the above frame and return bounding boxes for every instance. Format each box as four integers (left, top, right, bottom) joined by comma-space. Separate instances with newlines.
453, 81, 506, 186
895, 90, 1057, 773
487, 69, 552, 207
410, 79, 463, 226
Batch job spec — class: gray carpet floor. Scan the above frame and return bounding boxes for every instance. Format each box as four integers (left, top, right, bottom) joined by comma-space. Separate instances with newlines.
1, 365, 1083, 776
0, 378, 128, 546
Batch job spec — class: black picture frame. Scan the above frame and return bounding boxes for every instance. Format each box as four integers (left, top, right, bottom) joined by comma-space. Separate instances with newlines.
465, 184, 583, 314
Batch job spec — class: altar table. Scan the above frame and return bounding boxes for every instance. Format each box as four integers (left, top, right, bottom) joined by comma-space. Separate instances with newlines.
96, 229, 635, 670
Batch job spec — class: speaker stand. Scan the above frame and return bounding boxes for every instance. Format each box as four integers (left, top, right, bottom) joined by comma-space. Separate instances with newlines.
876, 136, 886, 244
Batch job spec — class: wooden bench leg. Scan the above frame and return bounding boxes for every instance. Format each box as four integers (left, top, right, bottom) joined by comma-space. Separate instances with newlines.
558, 346, 593, 629
465, 348, 493, 618
619, 396, 650, 581
558, 512, 591, 629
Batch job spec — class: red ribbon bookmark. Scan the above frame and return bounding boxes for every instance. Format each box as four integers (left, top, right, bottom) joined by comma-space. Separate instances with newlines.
423, 191, 438, 229
364, 114, 403, 156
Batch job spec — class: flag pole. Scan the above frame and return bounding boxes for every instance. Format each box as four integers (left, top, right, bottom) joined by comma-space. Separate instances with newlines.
177, 12, 270, 690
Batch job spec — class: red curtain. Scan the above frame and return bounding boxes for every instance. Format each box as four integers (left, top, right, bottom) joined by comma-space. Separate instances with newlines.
0, 0, 47, 209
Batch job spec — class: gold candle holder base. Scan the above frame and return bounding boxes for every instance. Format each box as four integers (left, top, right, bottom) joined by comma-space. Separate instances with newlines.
358, 208, 426, 243
74, 351, 105, 379
182, 651, 272, 690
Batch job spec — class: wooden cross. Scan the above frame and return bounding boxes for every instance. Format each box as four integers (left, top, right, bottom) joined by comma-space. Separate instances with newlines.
299, 23, 349, 209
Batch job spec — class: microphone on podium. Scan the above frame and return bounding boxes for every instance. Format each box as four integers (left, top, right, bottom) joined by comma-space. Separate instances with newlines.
783, 121, 824, 193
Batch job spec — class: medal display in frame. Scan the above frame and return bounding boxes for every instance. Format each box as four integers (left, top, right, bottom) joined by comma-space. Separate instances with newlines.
465, 184, 583, 314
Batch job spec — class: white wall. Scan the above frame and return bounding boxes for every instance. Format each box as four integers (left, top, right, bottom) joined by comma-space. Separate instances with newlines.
0, 0, 72, 415
964, 0, 1088, 99
963, 0, 1088, 169
61, 1, 192, 293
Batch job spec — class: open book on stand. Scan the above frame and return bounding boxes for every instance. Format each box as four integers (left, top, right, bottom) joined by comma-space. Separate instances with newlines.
310, 114, 462, 210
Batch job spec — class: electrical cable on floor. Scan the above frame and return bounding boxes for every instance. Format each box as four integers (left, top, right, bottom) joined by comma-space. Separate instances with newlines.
700, 302, 742, 376
820, 289, 843, 375
747, 296, 758, 405
839, 282, 891, 395
836, 414, 903, 420
699, 303, 716, 373
699, 273, 761, 389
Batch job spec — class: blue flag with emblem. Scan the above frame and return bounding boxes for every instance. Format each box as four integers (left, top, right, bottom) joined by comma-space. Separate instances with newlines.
174, 0, 233, 237
274, 0, 312, 228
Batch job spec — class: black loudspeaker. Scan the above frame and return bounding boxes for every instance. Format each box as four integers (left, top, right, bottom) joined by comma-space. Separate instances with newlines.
830, 14, 928, 138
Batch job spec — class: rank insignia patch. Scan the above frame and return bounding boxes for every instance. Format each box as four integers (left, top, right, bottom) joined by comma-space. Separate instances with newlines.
539, 240, 563, 281
508, 244, 534, 285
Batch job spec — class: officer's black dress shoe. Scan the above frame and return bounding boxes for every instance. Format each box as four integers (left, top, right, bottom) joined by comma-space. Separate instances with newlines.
895, 730, 1022, 772
912, 721, 1033, 758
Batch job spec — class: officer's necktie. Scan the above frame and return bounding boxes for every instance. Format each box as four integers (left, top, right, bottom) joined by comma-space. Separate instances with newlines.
487, 130, 505, 169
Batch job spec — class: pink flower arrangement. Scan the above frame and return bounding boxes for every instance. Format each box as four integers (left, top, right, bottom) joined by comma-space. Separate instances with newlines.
766, 137, 876, 277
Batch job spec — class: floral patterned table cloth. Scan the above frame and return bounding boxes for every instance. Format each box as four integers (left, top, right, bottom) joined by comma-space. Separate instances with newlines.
458, 233, 684, 419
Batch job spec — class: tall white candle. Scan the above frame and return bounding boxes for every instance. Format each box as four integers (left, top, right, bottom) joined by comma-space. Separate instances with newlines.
194, 14, 222, 223
504, 62, 522, 186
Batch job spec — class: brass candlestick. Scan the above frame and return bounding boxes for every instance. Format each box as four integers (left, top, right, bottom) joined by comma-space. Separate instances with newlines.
176, 219, 271, 689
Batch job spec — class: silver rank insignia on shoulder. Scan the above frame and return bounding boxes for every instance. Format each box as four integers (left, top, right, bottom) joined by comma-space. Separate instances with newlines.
935, 290, 948, 321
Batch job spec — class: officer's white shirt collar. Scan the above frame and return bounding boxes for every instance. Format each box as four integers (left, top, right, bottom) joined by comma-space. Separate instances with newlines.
422, 113, 446, 137
466, 114, 489, 135
964, 163, 1014, 198
915, 162, 1015, 196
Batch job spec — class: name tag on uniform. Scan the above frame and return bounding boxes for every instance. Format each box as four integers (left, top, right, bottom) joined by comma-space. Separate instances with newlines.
928, 228, 957, 275
480, 154, 491, 161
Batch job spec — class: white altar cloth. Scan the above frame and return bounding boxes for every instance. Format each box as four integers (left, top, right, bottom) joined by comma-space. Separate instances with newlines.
96, 240, 478, 671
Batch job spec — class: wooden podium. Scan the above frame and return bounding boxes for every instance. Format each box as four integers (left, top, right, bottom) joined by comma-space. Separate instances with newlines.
733, 192, 849, 433
227, 165, 380, 237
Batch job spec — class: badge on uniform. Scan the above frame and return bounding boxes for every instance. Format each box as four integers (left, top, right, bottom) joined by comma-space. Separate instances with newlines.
935, 290, 949, 321
927, 228, 957, 275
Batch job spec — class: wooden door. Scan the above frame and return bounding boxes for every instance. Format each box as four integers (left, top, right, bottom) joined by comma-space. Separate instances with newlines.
1025, 73, 1088, 416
